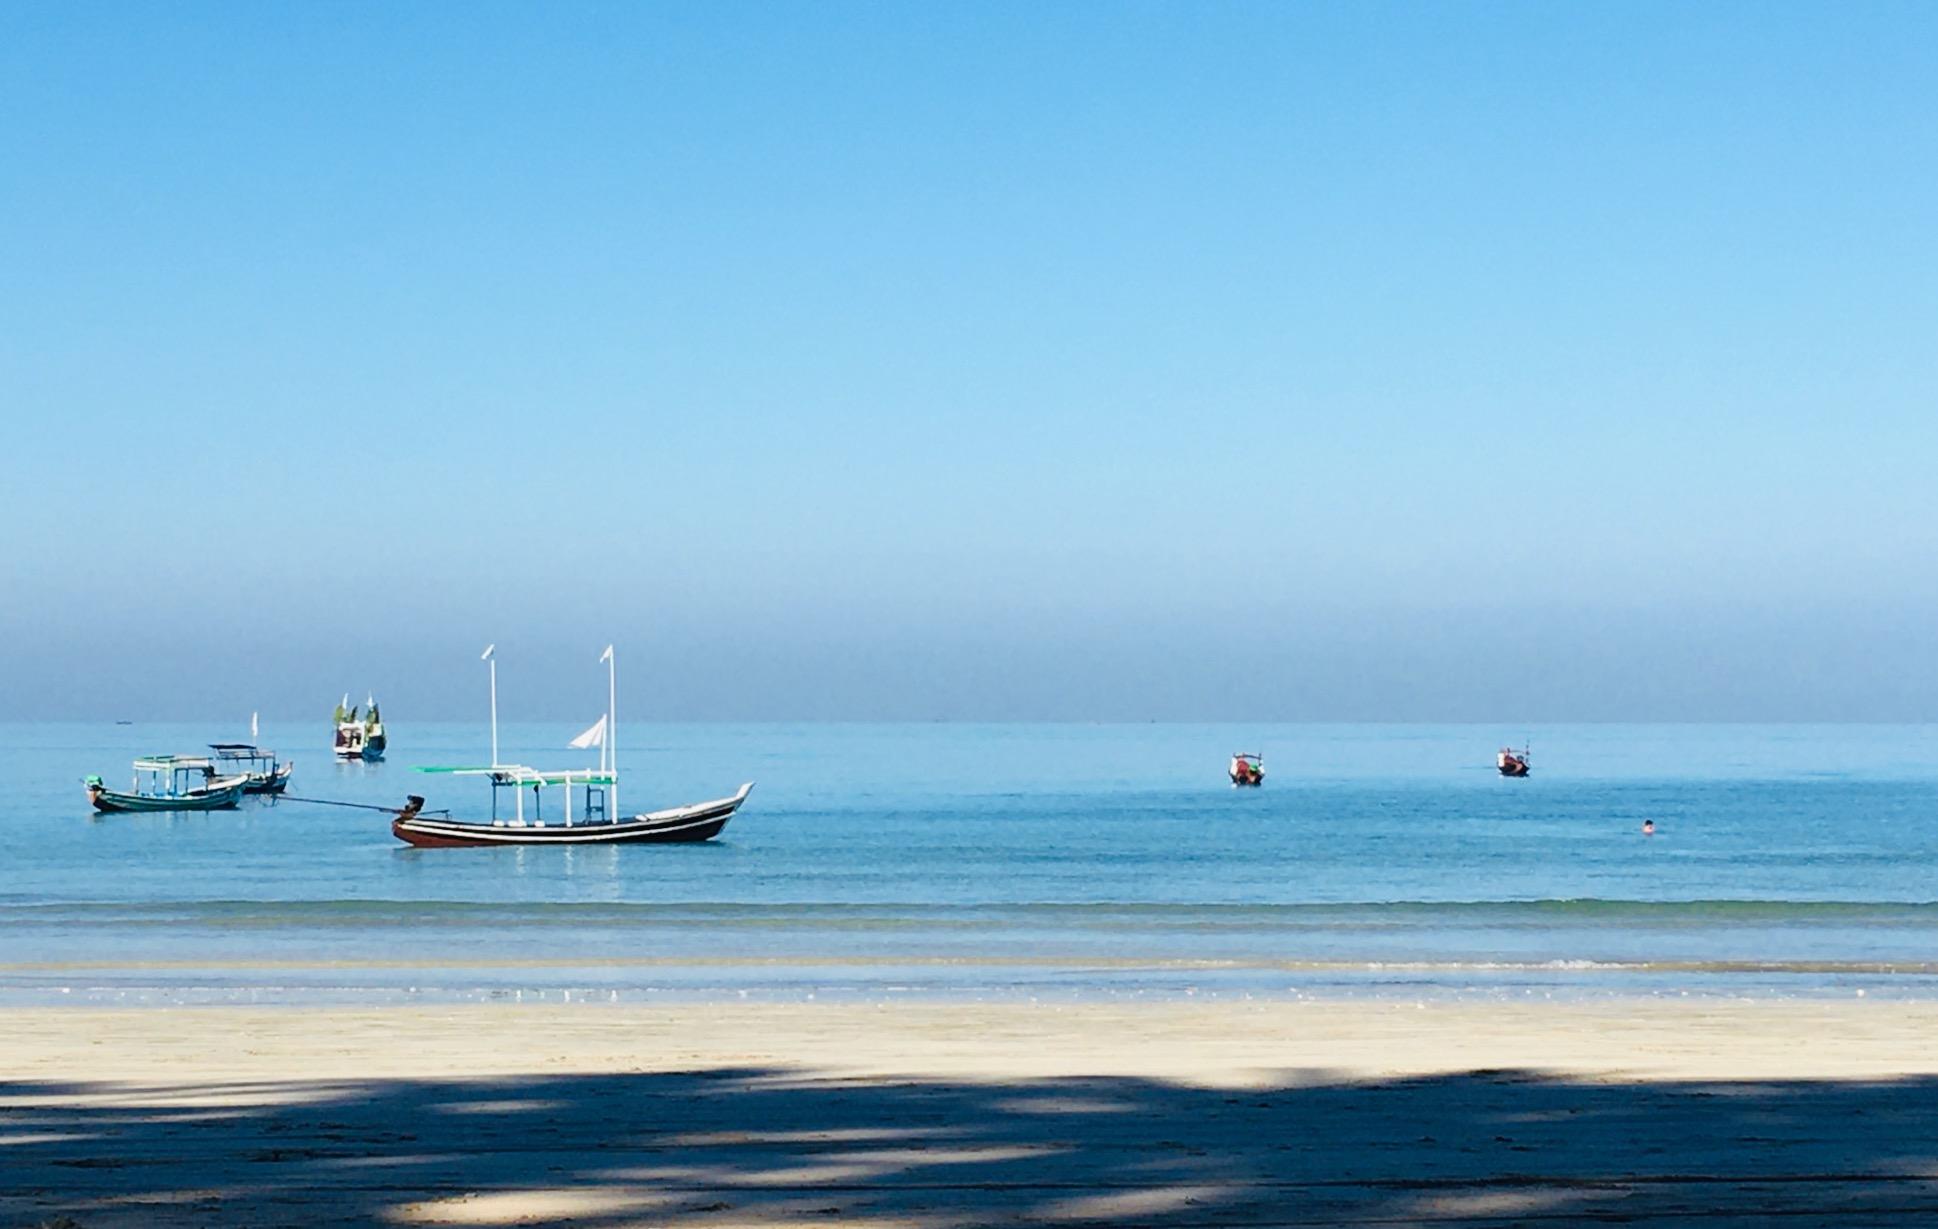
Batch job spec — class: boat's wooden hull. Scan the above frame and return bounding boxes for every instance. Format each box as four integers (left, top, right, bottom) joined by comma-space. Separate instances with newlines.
392, 784, 752, 848
1230, 772, 1264, 787
88, 778, 248, 813
1498, 761, 1530, 778
242, 766, 293, 795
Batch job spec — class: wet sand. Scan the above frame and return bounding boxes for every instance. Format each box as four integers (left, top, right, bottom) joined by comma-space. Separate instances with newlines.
5, 999, 1938, 1226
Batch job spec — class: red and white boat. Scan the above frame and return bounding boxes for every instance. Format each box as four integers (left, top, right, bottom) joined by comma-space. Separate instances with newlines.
1228, 752, 1265, 787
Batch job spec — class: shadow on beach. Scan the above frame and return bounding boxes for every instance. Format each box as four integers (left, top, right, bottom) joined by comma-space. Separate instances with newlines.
7, 1067, 1938, 1227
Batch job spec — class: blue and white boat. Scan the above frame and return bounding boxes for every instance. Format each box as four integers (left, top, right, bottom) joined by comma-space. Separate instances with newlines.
85, 756, 249, 813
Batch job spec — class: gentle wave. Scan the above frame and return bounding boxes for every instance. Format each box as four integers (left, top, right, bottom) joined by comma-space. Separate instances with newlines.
4, 955, 1937, 975
5, 897, 1938, 928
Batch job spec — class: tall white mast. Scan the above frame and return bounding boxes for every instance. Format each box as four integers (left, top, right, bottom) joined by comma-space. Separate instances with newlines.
601, 644, 617, 816
482, 644, 498, 767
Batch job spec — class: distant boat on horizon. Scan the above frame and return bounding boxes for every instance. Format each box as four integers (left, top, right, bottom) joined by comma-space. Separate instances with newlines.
1497, 744, 1531, 777
333, 694, 387, 761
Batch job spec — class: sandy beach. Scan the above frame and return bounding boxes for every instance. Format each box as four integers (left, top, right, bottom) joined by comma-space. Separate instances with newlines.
6, 999, 1938, 1226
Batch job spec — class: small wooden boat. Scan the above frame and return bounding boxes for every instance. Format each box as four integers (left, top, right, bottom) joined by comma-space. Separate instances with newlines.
390, 782, 754, 847
86, 757, 249, 813
208, 744, 293, 795
1229, 752, 1264, 787
393, 642, 753, 847
1497, 745, 1531, 777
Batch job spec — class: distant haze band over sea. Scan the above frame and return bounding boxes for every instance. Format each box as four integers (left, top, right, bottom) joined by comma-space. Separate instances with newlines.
8, 722, 1938, 1004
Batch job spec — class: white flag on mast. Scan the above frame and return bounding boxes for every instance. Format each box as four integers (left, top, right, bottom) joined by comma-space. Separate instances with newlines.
569, 715, 608, 749
600, 644, 613, 663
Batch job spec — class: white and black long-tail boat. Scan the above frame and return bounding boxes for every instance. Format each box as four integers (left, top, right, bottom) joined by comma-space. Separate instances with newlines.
85, 756, 249, 813
209, 743, 293, 795
390, 781, 753, 847
392, 643, 753, 848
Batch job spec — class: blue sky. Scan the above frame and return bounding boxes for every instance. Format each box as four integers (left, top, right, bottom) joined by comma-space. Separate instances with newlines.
3, 2, 1935, 720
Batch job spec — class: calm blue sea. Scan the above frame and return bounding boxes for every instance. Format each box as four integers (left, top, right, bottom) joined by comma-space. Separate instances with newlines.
4, 722, 1936, 1003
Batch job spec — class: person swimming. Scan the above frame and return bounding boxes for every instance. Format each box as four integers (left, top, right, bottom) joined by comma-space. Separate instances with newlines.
1642, 819, 1656, 836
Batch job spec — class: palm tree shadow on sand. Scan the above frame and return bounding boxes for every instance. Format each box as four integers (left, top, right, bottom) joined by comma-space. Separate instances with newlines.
8, 1067, 1938, 1226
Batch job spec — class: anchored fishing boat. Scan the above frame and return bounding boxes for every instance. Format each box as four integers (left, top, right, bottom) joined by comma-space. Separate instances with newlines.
208, 744, 293, 795
1497, 745, 1531, 777
1229, 752, 1264, 787
390, 780, 754, 847
391, 643, 752, 848
333, 695, 387, 761
85, 756, 249, 813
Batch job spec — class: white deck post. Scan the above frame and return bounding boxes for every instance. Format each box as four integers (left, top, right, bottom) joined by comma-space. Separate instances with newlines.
603, 644, 618, 819
482, 644, 499, 768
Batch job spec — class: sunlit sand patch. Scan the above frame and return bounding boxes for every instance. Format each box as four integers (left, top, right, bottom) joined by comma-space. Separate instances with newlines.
660, 1126, 956, 1146
1412, 1186, 1616, 1218
0, 1080, 362, 1111
388, 1188, 676, 1224
727, 1162, 887, 1185
1036, 1183, 1236, 1220
586, 1161, 896, 1186
315, 1152, 466, 1169
827, 1144, 1067, 1168
0, 1132, 94, 1146
432, 1097, 567, 1115
991, 1095, 1134, 1114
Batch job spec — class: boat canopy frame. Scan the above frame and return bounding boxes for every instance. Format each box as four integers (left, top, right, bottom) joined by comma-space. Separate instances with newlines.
415, 765, 616, 826
209, 743, 283, 768
126, 756, 223, 797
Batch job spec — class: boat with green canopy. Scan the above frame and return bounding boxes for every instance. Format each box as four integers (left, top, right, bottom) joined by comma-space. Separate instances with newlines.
391, 643, 752, 847
85, 756, 249, 813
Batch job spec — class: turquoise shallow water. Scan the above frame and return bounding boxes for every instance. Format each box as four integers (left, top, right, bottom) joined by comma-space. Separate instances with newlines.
4, 722, 1936, 1002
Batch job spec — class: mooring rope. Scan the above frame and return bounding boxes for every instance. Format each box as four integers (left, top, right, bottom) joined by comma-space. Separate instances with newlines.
275, 795, 450, 817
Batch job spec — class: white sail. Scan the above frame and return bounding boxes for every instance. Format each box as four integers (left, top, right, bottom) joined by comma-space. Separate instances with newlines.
568, 715, 608, 750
